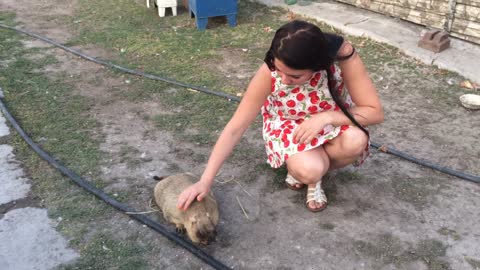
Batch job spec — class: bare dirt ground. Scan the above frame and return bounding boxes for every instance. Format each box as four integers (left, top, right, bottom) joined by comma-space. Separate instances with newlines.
2, 0, 480, 269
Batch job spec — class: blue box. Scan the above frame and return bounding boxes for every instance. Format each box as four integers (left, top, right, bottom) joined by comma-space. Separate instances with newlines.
188, 0, 237, 30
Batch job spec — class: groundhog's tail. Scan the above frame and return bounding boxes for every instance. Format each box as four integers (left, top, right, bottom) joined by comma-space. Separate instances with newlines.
153, 175, 165, 181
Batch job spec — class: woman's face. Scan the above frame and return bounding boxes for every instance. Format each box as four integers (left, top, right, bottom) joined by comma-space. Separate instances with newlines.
273, 58, 314, 86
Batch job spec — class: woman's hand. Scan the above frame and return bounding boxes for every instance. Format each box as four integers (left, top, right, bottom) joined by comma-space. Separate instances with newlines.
177, 181, 211, 211
293, 112, 331, 145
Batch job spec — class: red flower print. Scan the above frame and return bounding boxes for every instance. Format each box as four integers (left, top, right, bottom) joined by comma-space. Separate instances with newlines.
311, 138, 318, 146
298, 143, 306, 151
344, 103, 350, 109
330, 65, 336, 74
275, 101, 283, 107
271, 77, 276, 92
295, 119, 304, 124
318, 129, 325, 135
310, 94, 320, 104
296, 93, 305, 101
289, 109, 297, 115
334, 105, 340, 111
283, 140, 290, 148
297, 112, 306, 117
308, 106, 318, 113
292, 87, 300, 93
284, 128, 292, 134
274, 129, 281, 138
280, 123, 286, 129
338, 83, 344, 94
286, 100, 296, 108
324, 103, 332, 110
310, 79, 318, 87
319, 101, 328, 108
284, 154, 289, 161
323, 139, 329, 144
314, 73, 321, 81
287, 125, 294, 130
268, 154, 273, 162
264, 100, 269, 107
278, 111, 284, 117
284, 120, 292, 125
279, 91, 286, 97
308, 91, 317, 97
341, 125, 349, 131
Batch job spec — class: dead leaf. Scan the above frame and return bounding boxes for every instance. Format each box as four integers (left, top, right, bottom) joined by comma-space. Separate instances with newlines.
263, 26, 273, 33
286, 11, 296, 21
460, 80, 474, 89
378, 145, 388, 153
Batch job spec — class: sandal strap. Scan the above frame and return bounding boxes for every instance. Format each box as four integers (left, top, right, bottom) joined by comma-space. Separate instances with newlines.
306, 182, 327, 204
285, 174, 302, 186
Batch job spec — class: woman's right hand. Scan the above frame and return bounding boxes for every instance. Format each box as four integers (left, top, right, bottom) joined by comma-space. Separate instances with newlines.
177, 181, 211, 211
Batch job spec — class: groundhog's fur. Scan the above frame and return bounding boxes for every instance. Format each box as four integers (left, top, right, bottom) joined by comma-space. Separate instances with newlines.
153, 173, 219, 245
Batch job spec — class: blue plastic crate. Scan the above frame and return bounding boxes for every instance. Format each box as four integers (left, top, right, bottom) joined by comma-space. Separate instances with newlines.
188, 0, 237, 30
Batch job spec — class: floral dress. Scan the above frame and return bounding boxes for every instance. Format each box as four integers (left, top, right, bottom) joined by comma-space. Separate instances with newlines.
261, 65, 369, 168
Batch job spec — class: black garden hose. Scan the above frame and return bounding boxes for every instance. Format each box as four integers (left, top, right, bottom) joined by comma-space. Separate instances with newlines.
0, 24, 479, 269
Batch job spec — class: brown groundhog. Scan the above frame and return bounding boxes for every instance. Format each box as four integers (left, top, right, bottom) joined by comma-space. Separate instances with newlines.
153, 173, 219, 245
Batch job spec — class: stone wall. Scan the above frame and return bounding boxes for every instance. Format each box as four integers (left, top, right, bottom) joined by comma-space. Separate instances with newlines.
335, 0, 480, 44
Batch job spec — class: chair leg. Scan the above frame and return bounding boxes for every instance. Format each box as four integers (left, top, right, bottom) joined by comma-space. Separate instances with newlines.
158, 7, 166, 17
172, 7, 177, 16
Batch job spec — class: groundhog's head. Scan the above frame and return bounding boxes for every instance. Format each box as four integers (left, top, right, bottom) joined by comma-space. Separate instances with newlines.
185, 212, 217, 245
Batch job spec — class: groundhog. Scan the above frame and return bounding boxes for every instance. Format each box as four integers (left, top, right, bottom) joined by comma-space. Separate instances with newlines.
153, 173, 219, 245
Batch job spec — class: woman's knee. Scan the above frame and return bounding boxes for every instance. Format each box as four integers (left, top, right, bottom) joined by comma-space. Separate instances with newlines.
288, 159, 329, 184
339, 127, 368, 156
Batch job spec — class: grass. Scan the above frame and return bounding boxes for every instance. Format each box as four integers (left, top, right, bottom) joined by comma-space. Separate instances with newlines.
0, 10, 149, 269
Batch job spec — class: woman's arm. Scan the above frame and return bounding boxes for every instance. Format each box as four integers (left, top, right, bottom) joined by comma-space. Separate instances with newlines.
293, 40, 384, 145
325, 40, 384, 127
177, 64, 272, 211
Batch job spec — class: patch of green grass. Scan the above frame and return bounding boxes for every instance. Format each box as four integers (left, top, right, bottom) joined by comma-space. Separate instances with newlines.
437, 227, 461, 241
391, 177, 438, 210
71, 0, 287, 92
354, 235, 451, 270
0, 11, 147, 269
333, 170, 365, 184
62, 233, 149, 270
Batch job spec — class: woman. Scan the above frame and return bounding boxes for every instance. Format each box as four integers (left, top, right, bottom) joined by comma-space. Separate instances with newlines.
177, 20, 384, 212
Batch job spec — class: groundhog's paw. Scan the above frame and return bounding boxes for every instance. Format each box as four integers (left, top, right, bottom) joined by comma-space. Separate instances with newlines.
175, 225, 186, 234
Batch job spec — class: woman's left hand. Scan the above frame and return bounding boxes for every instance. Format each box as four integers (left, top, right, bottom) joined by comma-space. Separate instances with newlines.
293, 112, 330, 145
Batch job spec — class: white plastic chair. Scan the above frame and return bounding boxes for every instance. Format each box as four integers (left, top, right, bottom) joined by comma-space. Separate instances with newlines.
147, 0, 177, 17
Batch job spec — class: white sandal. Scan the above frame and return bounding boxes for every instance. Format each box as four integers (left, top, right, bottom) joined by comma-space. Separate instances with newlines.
285, 174, 305, 191
306, 182, 327, 212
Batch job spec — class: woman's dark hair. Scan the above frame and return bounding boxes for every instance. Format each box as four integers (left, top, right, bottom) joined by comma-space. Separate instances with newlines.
264, 20, 369, 136
264, 20, 333, 71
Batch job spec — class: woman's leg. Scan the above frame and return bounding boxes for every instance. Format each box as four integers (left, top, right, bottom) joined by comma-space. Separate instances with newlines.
324, 126, 369, 170
286, 126, 368, 210
286, 146, 330, 210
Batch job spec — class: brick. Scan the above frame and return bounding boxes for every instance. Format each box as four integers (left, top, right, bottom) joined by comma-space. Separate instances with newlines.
418, 30, 451, 53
